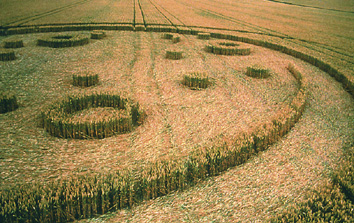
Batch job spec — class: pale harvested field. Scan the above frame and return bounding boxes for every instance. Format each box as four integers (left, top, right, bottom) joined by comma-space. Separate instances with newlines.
1, 0, 354, 222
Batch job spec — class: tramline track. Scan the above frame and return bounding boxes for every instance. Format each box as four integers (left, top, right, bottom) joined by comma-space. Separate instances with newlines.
0, 0, 352, 74
155, 0, 285, 38
1, 0, 352, 65
136, 0, 147, 26
210, 0, 354, 60
148, 0, 268, 38
147, 0, 182, 27
177, 0, 354, 62
1, 0, 93, 28
148, 0, 274, 38
138, 0, 171, 25
157, 0, 354, 65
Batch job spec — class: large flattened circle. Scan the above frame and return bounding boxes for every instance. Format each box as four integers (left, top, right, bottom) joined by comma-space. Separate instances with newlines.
1, 31, 304, 187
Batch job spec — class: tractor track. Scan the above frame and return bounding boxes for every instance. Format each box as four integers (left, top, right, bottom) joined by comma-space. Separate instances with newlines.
1, 0, 352, 65
173, 0, 288, 38
133, 0, 136, 25
146, 0, 175, 26
171, 0, 354, 64
150, 0, 354, 65
136, 0, 147, 26
2, 0, 351, 64
0, 0, 352, 68
148, 0, 183, 27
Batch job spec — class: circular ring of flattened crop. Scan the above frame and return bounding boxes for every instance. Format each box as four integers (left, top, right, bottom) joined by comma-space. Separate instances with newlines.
205, 40, 251, 56
41, 92, 144, 139
0, 48, 16, 61
37, 33, 89, 48
0, 91, 19, 113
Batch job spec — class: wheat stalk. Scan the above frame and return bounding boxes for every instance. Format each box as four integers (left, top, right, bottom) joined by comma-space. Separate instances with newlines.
37, 33, 90, 48
182, 71, 210, 89
197, 33, 211, 40
3, 38, 24, 48
0, 91, 19, 113
246, 65, 271, 78
166, 49, 183, 60
90, 30, 106, 39
0, 49, 16, 61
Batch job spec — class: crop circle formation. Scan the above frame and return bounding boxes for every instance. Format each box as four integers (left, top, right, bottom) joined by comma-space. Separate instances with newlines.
41, 92, 142, 139
37, 33, 89, 48
1, 31, 308, 183
0, 27, 351, 223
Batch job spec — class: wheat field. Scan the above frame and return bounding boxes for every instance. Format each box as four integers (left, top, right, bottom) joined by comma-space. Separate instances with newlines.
0, 0, 353, 222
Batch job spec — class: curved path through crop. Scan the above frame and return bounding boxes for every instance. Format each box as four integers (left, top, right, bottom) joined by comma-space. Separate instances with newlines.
75, 32, 354, 222
0, 32, 300, 189
1, 0, 354, 222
